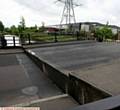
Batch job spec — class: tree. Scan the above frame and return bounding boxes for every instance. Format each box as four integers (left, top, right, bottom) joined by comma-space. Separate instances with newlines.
10, 25, 18, 34
34, 24, 37, 30
18, 25, 23, 33
39, 22, 45, 32
95, 25, 113, 40
4, 27, 11, 33
19, 16, 25, 32
0, 21, 4, 32
31, 24, 38, 32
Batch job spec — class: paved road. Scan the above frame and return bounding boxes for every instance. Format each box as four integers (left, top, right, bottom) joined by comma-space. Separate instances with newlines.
0, 53, 62, 106
0, 51, 78, 109
29, 42, 120, 72
29, 95, 78, 110
28, 41, 120, 96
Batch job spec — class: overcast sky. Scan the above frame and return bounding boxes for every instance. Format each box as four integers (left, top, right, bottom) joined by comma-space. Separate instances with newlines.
0, 0, 120, 27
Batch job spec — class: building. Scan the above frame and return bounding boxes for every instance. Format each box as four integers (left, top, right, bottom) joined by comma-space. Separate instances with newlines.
48, 22, 120, 40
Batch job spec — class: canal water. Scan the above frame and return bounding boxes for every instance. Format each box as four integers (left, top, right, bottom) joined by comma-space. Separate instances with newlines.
4, 35, 21, 46
0, 35, 36, 47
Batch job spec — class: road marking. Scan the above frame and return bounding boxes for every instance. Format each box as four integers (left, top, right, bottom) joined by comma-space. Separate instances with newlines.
16, 55, 30, 79
13, 94, 68, 107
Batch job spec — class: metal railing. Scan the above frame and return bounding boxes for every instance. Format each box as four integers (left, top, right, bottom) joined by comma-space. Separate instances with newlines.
0, 36, 21, 48
20, 32, 94, 45
0, 32, 95, 48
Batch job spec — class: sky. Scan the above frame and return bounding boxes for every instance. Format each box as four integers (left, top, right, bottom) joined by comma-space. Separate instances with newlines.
0, 0, 120, 27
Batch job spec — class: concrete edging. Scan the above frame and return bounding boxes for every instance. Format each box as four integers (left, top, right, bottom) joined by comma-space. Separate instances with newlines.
24, 48, 111, 105
68, 73, 111, 104
24, 49, 69, 93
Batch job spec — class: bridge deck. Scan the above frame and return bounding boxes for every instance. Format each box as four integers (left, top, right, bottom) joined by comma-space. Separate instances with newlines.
28, 41, 120, 96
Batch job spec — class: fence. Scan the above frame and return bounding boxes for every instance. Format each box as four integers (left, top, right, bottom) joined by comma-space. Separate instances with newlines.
0, 32, 95, 48
0, 36, 21, 48
20, 32, 95, 45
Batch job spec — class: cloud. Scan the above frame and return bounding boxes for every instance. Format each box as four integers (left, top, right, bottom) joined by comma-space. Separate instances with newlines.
0, 0, 120, 27
0, 0, 45, 27
14, 0, 62, 17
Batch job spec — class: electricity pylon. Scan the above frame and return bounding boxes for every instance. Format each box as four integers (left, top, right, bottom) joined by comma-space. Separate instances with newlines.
55, 0, 82, 25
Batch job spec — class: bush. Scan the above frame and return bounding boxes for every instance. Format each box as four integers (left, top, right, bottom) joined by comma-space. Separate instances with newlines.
95, 26, 113, 41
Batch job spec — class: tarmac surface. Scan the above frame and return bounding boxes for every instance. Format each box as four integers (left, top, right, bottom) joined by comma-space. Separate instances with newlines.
26, 94, 78, 110
28, 41, 120, 72
72, 58, 120, 96
28, 41, 120, 96
2, 41, 120, 109
0, 49, 78, 109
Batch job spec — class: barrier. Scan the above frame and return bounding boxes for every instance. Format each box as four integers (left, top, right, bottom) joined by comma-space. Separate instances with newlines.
25, 50, 68, 93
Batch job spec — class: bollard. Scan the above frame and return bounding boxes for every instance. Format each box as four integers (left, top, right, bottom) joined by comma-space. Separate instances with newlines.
13, 36, 16, 47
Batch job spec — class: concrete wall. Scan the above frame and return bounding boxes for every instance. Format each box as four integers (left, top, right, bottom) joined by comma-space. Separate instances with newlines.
68, 74, 111, 104
44, 63, 68, 93
118, 32, 120, 40
25, 50, 111, 105
111, 28, 118, 35
25, 50, 68, 93
81, 24, 90, 32
69, 95, 120, 110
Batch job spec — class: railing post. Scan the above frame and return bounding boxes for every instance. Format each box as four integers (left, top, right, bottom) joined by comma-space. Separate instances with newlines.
1, 35, 7, 48
54, 32, 58, 42
19, 34, 22, 46
13, 36, 16, 47
28, 34, 31, 45
76, 31, 79, 40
